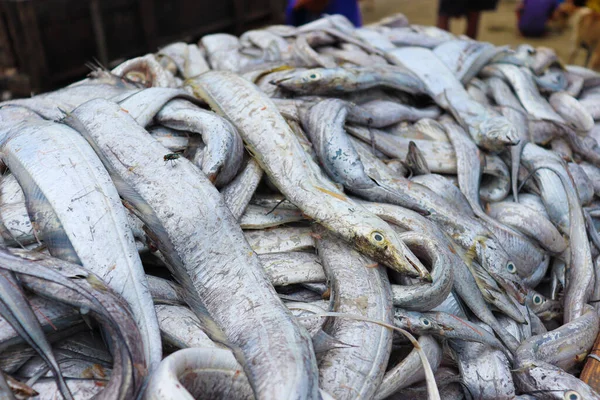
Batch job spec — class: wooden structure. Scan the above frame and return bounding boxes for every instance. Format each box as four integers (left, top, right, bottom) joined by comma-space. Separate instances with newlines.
0, 0, 284, 96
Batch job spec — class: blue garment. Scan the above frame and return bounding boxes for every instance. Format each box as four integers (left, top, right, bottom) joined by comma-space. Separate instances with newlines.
518, 0, 557, 37
285, 0, 362, 27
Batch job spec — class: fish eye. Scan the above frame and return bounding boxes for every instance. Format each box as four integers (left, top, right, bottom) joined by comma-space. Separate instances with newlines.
506, 262, 517, 274
371, 231, 385, 243
420, 318, 430, 326
309, 73, 318, 79
564, 390, 580, 400
533, 294, 543, 305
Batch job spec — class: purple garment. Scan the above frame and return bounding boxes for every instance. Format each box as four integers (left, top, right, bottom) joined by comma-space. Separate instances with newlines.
285, 0, 362, 27
518, 0, 557, 37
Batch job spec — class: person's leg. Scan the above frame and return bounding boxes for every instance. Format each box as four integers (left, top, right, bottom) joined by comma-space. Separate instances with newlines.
437, 14, 451, 31
465, 11, 481, 38
438, 0, 465, 32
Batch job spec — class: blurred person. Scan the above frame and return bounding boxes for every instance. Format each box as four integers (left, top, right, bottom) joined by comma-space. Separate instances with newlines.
285, 0, 362, 27
516, 0, 559, 37
437, 0, 499, 39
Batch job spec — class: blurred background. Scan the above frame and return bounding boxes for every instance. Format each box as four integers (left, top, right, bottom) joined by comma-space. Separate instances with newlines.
362, 0, 585, 63
0, 0, 590, 97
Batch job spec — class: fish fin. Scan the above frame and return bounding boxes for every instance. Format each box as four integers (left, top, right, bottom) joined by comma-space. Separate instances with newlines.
311, 329, 356, 353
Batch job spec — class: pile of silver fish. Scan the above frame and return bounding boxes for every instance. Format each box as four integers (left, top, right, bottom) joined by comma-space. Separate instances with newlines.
2, 12, 600, 400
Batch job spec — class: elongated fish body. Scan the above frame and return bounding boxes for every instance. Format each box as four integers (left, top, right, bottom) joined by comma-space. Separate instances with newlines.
514, 360, 600, 400
486, 201, 567, 254
188, 70, 426, 279
155, 304, 218, 350
259, 252, 325, 286
517, 305, 598, 372
272, 66, 425, 96
315, 227, 393, 400
155, 99, 244, 187
451, 334, 516, 400
355, 199, 519, 351
481, 64, 565, 124
374, 335, 442, 400
220, 158, 264, 220
302, 99, 428, 215
434, 40, 508, 84
522, 144, 594, 323
0, 119, 161, 370
386, 47, 518, 152
347, 100, 440, 128
346, 124, 504, 179
66, 99, 320, 400
352, 138, 527, 305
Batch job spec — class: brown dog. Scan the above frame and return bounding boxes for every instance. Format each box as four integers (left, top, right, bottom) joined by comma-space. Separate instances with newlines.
559, 4, 600, 70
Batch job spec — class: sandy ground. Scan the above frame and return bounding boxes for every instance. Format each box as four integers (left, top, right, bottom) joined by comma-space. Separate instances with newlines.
361, 0, 589, 66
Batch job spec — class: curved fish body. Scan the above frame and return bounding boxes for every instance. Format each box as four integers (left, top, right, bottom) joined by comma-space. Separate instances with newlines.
244, 227, 315, 254
441, 117, 542, 282
352, 138, 527, 305
395, 309, 507, 352
0, 119, 161, 369
347, 100, 440, 128
240, 205, 304, 229
155, 99, 244, 187
549, 91, 595, 133
220, 158, 264, 220
386, 47, 519, 152
486, 201, 567, 254
521, 144, 594, 323
155, 304, 219, 350
346, 124, 506, 181
147, 126, 190, 153
355, 199, 520, 351
8, 250, 147, 400
66, 99, 321, 400
188, 71, 426, 279
516, 305, 598, 371
411, 174, 474, 217
272, 66, 425, 95
0, 271, 72, 399
487, 76, 529, 202
521, 145, 570, 232
157, 42, 210, 79
144, 348, 253, 400
534, 67, 568, 93
318, 47, 387, 68
568, 162, 594, 205
434, 40, 509, 84
112, 54, 176, 87
514, 360, 600, 400
381, 27, 450, 48
315, 227, 393, 400
0, 73, 140, 121
374, 335, 442, 400
481, 64, 565, 124
259, 252, 325, 287
391, 231, 453, 311
450, 331, 516, 400
301, 99, 428, 215
580, 162, 600, 197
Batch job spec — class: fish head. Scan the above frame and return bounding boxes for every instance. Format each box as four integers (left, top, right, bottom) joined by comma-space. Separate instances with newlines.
271, 68, 343, 94
479, 116, 521, 151
516, 361, 596, 400
527, 291, 562, 321
394, 311, 448, 334
480, 240, 527, 304
351, 222, 428, 279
